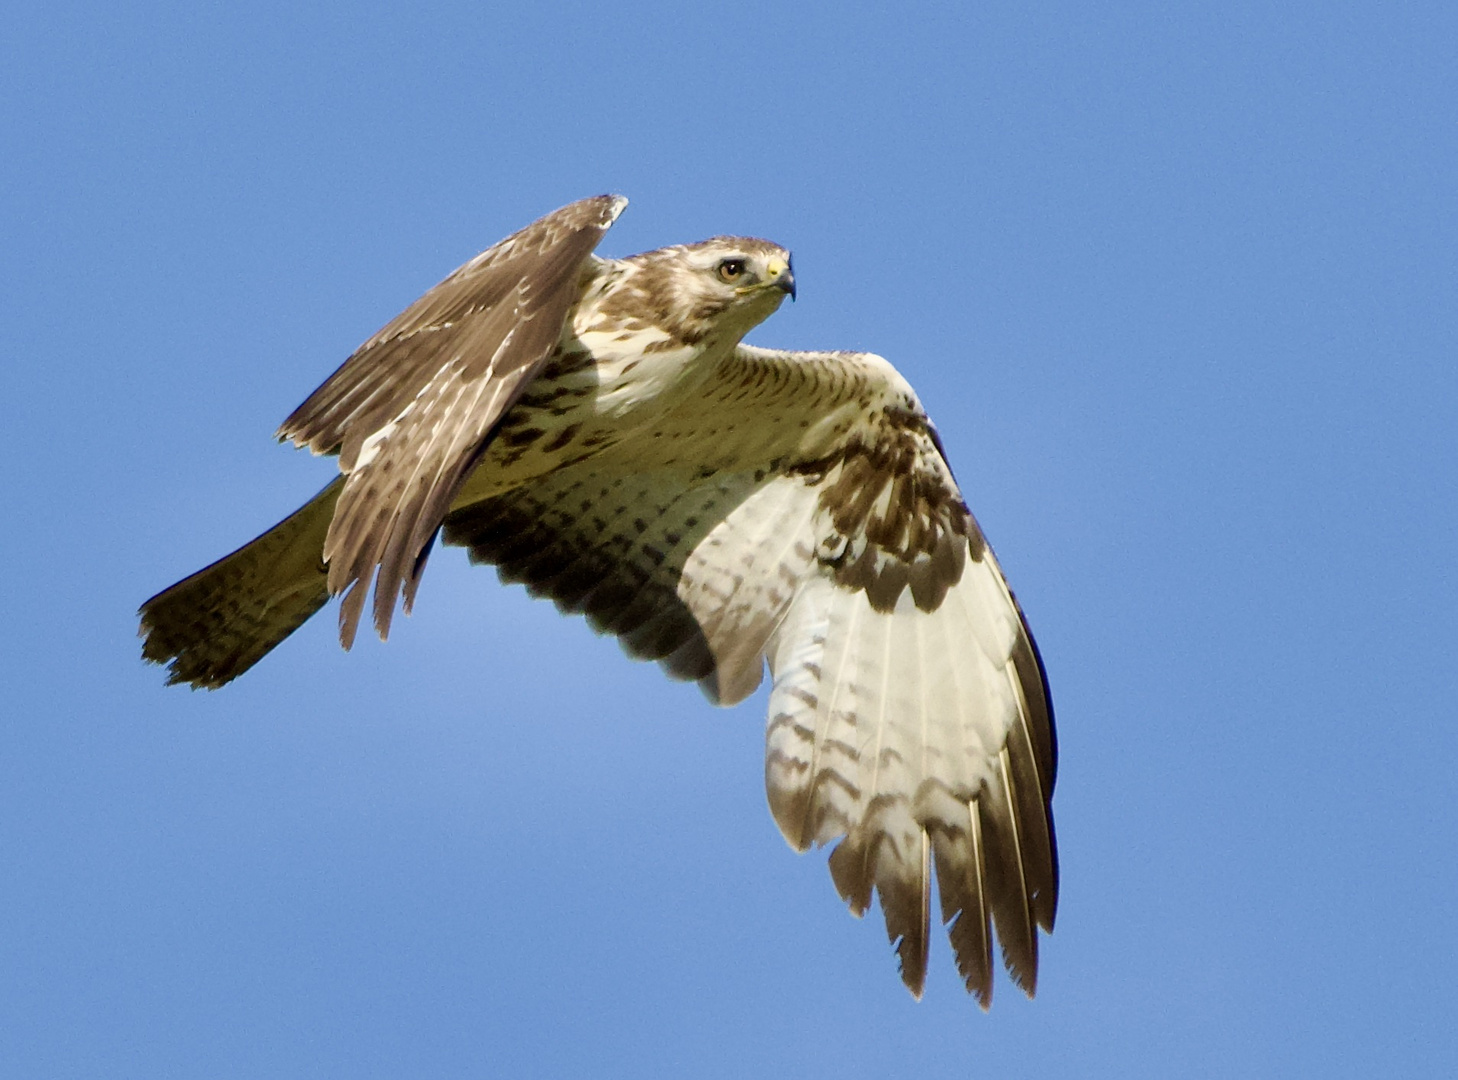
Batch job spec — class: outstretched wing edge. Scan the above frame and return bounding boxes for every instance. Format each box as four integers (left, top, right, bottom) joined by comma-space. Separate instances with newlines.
440, 344, 1057, 1002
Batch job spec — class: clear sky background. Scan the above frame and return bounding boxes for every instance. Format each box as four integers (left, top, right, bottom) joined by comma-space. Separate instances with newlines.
3, 1, 1455, 1076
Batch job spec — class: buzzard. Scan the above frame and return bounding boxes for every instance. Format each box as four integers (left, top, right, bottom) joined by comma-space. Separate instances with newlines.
140, 196, 1057, 1003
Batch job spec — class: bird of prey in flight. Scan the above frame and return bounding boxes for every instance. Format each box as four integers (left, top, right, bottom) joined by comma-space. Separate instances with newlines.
139, 196, 1057, 1003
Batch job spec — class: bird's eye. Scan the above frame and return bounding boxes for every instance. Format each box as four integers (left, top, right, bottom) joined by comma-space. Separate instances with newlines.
717, 258, 748, 283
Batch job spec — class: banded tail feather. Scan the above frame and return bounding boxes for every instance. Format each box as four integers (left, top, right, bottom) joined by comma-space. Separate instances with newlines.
139, 480, 340, 689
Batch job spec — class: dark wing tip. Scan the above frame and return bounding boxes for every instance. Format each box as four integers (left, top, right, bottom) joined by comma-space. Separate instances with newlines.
557, 194, 628, 234
593, 193, 629, 224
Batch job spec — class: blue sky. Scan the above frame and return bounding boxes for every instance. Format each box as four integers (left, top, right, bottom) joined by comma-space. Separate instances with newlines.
3, 1, 1455, 1075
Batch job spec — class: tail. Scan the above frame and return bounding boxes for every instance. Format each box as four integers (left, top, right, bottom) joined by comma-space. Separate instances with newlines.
139, 478, 343, 689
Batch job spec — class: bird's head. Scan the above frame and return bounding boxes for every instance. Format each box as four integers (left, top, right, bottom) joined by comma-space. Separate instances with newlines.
621, 236, 796, 346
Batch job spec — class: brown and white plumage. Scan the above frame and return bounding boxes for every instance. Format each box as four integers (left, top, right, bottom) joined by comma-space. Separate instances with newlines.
140, 196, 1056, 1002
278, 194, 628, 645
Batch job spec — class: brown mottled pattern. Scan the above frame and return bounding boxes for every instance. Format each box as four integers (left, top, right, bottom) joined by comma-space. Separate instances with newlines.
276, 196, 628, 647
597, 237, 786, 346
440, 343, 1057, 1002
280, 197, 626, 465
137, 203, 1055, 1005
790, 412, 981, 614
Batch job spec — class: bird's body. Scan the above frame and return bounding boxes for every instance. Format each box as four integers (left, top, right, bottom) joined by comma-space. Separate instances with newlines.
454, 245, 778, 501
140, 196, 1057, 1003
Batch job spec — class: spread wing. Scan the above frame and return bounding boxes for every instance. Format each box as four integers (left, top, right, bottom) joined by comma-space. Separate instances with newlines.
441, 345, 1056, 1002
278, 194, 627, 646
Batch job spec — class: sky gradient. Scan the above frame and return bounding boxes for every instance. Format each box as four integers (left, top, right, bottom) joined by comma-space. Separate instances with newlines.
4, 1, 1456, 1076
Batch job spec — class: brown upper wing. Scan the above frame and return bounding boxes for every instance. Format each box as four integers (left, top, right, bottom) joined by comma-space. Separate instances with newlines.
277, 194, 626, 646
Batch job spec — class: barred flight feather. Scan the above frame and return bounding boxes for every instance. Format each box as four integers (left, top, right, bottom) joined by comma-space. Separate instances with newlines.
283, 197, 627, 648
438, 346, 1056, 1001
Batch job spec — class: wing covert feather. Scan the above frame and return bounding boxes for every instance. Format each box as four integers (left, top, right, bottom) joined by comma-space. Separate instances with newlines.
277, 195, 626, 646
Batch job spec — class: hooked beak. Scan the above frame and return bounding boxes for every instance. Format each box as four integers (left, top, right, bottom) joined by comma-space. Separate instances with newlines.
766, 255, 796, 301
